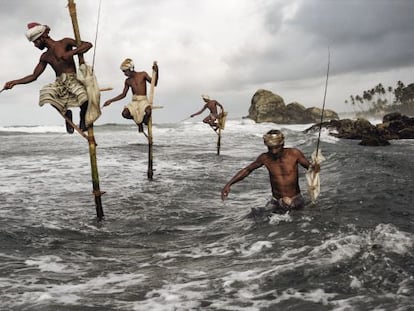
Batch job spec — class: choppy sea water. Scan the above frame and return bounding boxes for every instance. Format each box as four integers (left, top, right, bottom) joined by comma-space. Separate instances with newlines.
0, 119, 413, 311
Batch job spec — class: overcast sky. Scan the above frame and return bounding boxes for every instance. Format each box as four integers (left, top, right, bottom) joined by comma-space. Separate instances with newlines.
1, 0, 413, 126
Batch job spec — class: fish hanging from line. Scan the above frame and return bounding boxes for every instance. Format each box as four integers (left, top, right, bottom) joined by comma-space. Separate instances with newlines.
306, 149, 326, 203
77, 63, 101, 126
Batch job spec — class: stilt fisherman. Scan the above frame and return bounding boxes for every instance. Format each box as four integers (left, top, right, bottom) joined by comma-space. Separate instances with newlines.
3, 23, 100, 133
190, 94, 224, 131
103, 58, 159, 134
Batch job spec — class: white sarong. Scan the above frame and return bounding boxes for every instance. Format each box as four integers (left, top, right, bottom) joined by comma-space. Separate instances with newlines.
39, 73, 88, 112
125, 95, 150, 124
39, 65, 102, 126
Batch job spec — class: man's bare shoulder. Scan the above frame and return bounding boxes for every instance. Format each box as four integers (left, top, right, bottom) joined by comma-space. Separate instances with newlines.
256, 152, 270, 162
284, 147, 305, 158
58, 37, 76, 45
206, 100, 218, 108
134, 71, 148, 76
243, 152, 267, 170
39, 51, 49, 61
284, 147, 300, 153
132, 71, 149, 79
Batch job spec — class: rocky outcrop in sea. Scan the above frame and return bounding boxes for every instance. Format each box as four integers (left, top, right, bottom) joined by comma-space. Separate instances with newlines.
304, 112, 414, 146
245, 89, 339, 124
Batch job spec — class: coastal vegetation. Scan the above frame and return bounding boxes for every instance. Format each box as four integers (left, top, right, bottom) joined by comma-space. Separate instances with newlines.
345, 81, 414, 117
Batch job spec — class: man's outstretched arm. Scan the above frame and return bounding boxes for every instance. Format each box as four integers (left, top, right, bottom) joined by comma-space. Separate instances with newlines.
221, 157, 264, 200
4, 60, 47, 89
191, 105, 207, 118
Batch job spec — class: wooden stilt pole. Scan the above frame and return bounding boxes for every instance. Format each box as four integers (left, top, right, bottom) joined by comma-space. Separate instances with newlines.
61, 112, 88, 140
147, 61, 157, 180
68, 0, 104, 220
217, 126, 222, 155
216, 111, 227, 156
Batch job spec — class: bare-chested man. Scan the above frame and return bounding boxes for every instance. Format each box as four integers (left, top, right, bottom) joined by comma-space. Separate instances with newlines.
221, 129, 320, 214
3, 23, 93, 133
103, 58, 159, 133
190, 95, 224, 131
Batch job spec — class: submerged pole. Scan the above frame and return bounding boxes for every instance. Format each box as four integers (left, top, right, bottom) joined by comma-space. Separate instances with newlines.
147, 61, 157, 180
217, 126, 222, 155
216, 111, 227, 156
68, 0, 104, 220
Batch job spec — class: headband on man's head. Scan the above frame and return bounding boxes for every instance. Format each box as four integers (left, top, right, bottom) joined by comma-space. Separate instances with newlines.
26, 22, 48, 42
120, 58, 134, 71
201, 94, 210, 101
263, 131, 284, 147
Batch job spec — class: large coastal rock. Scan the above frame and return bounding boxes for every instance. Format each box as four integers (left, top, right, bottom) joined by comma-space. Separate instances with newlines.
304, 112, 414, 146
246, 89, 339, 124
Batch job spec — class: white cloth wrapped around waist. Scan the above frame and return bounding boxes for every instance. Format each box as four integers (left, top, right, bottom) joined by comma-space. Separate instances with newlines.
39, 73, 88, 112
125, 95, 150, 124
39, 64, 102, 126
270, 193, 305, 210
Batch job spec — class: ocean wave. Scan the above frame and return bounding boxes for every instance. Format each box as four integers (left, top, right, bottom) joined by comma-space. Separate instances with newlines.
0, 125, 66, 134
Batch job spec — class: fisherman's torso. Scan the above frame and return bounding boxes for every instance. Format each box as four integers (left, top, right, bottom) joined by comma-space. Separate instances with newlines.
127, 71, 148, 96
206, 100, 219, 116
262, 148, 301, 198
42, 39, 77, 77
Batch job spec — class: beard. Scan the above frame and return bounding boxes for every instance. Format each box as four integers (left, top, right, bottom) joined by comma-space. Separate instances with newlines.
35, 43, 46, 50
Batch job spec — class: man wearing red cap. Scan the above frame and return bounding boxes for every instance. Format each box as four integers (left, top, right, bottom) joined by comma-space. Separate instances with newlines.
3, 23, 93, 133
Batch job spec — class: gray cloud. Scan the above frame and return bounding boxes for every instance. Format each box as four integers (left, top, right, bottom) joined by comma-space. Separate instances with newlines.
1, 0, 413, 126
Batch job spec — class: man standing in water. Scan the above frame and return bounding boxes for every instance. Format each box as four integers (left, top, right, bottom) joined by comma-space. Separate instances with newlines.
3, 22, 93, 133
190, 94, 224, 131
103, 58, 159, 134
221, 129, 320, 213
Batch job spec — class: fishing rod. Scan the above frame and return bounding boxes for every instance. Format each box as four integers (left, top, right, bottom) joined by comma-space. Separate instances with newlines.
316, 47, 330, 155
177, 116, 192, 123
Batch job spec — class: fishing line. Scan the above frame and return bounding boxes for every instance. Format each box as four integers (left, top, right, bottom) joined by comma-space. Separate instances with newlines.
316, 47, 330, 155
91, 0, 102, 71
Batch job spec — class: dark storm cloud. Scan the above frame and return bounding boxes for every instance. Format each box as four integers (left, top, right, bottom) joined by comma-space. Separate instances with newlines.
284, 0, 414, 73
1, 0, 413, 125
223, 0, 414, 90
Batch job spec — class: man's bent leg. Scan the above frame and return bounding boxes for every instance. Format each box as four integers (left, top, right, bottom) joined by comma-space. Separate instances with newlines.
65, 110, 74, 134
209, 120, 219, 131
122, 107, 144, 132
79, 102, 88, 131
142, 106, 152, 125
137, 123, 144, 133
51, 105, 74, 134
122, 108, 133, 120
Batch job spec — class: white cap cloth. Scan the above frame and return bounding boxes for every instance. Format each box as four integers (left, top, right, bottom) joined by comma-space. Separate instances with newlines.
26, 22, 47, 42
